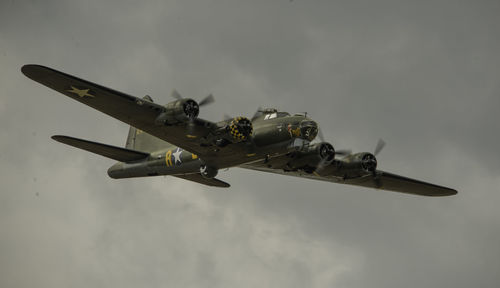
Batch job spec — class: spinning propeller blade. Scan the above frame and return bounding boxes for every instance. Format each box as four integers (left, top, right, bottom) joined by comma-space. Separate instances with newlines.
251, 106, 263, 120
374, 138, 386, 156
198, 94, 215, 107
317, 127, 325, 142
171, 89, 182, 100
170, 90, 215, 135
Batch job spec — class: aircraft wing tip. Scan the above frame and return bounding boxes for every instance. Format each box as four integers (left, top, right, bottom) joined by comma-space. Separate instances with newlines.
21, 64, 50, 79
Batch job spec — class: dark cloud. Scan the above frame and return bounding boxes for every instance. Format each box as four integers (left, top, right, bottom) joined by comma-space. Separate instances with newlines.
1, 1, 499, 287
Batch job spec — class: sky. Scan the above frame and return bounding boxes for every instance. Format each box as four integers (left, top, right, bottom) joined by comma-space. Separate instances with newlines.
1, 0, 499, 287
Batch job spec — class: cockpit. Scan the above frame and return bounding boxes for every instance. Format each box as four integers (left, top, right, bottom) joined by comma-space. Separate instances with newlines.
253, 108, 290, 120
250, 107, 319, 147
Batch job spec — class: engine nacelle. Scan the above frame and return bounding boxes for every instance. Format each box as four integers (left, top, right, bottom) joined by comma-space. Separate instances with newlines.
227, 117, 253, 143
155, 99, 199, 125
340, 152, 378, 172
286, 142, 335, 172
200, 165, 218, 179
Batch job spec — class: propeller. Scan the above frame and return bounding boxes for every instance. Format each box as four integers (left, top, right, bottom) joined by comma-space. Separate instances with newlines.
317, 126, 325, 142
171, 89, 215, 108
334, 138, 385, 159
371, 138, 386, 188
170, 89, 215, 136
374, 138, 386, 156
220, 113, 256, 154
314, 143, 335, 173
315, 126, 352, 157
198, 94, 215, 106
171, 89, 182, 100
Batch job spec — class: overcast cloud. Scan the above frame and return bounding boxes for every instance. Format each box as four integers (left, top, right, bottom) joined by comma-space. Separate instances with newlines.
1, 0, 499, 287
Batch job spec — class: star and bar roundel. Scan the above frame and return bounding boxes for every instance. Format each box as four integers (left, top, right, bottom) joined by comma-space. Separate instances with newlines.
165, 147, 198, 167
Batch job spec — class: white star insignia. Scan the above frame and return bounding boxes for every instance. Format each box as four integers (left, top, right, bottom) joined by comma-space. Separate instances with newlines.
67, 86, 95, 98
172, 148, 182, 165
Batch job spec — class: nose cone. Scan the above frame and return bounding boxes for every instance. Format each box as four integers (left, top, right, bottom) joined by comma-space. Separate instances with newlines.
299, 119, 318, 141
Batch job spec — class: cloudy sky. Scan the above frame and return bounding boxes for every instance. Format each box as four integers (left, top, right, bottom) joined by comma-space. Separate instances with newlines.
1, 0, 499, 287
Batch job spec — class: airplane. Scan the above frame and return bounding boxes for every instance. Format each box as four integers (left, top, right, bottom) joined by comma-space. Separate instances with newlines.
21, 64, 457, 197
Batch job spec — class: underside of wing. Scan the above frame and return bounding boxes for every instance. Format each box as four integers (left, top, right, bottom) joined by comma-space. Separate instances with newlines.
344, 170, 457, 197
173, 173, 230, 188
22, 64, 216, 157
239, 162, 457, 197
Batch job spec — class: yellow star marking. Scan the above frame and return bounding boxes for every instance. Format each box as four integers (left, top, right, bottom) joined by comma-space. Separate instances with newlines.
67, 86, 95, 98
246, 153, 256, 157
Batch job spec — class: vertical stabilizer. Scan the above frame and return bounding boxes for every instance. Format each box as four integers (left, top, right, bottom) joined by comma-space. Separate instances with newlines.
124, 95, 174, 152
125, 126, 137, 149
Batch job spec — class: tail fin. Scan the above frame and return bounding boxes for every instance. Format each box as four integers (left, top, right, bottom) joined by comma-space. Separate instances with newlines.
125, 95, 174, 152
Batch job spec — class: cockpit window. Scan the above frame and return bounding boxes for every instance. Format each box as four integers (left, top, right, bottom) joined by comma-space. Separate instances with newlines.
277, 112, 290, 117
263, 113, 277, 120
262, 111, 290, 120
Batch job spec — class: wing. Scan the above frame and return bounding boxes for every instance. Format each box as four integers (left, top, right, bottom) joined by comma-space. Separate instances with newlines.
22, 65, 217, 157
239, 162, 457, 197
173, 174, 230, 188
341, 170, 457, 196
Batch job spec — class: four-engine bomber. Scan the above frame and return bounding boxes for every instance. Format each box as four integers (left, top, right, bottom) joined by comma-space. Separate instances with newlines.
22, 64, 457, 196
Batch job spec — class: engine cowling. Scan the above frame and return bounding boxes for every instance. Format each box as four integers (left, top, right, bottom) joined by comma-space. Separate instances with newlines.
286, 142, 335, 172
228, 117, 253, 142
360, 153, 377, 172
340, 152, 378, 173
155, 99, 199, 125
200, 165, 218, 179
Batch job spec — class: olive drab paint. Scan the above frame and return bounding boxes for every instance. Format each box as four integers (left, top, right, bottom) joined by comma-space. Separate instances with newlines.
22, 64, 457, 196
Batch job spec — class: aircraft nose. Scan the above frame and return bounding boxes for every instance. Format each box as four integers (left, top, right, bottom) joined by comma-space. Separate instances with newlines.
299, 120, 318, 141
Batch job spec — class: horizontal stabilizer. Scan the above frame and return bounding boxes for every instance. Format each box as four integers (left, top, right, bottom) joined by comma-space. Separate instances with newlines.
174, 173, 230, 188
52, 135, 149, 162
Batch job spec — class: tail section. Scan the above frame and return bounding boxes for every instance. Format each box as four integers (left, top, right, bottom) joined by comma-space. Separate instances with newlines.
125, 125, 137, 149
125, 95, 174, 152
52, 135, 149, 162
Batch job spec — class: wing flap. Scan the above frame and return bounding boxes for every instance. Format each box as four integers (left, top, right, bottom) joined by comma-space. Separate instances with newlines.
173, 174, 230, 188
52, 135, 149, 162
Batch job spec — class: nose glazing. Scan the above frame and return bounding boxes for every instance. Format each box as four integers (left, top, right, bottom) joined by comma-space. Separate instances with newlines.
299, 120, 318, 141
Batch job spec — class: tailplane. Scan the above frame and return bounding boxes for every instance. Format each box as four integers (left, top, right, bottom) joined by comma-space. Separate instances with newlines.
52, 135, 149, 162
